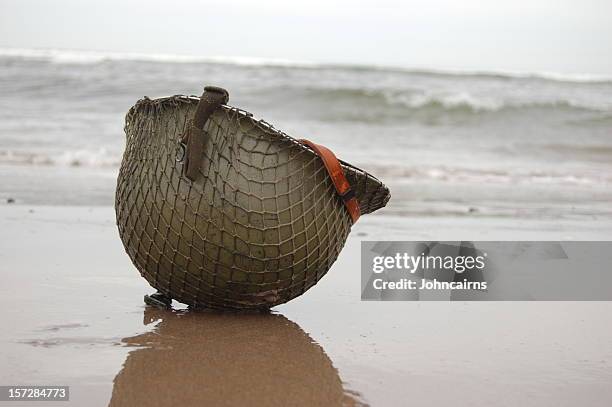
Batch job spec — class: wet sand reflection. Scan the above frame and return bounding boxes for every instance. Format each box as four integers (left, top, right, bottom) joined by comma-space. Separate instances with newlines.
109, 308, 364, 407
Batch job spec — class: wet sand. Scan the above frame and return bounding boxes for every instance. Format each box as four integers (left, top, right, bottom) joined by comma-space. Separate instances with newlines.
1, 205, 612, 406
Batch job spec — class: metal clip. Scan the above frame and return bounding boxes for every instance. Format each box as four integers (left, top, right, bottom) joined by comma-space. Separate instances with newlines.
176, 142, 186, 163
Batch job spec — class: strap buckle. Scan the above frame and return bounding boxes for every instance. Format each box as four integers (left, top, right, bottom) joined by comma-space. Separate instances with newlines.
339, 188, 356, 203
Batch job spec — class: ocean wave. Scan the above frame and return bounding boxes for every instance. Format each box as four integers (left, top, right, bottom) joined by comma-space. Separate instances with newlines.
0, 48, 316, 68
383, 91, 599, 113
361, 164, 612, 186
0, 148, 121, 168
298, 87, 608, 120
1, 47, 611, 85
384, 68, 612, 85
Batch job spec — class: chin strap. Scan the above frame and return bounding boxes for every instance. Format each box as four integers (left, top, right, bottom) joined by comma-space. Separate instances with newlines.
180, 86, 229, 181
298, 139, 361, 224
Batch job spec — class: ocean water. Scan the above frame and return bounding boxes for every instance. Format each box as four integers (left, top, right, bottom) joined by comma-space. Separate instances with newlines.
1, 48, 611, 221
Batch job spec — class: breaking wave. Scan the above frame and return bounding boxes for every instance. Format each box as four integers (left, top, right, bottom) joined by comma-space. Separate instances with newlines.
2, 47, 610, 122
293, 87, 610, 122
0, 48, 316, 68
0, 148, 121, 168
378, 89, 605, 113
1, 47, 611, 84
364, 164, 612, 186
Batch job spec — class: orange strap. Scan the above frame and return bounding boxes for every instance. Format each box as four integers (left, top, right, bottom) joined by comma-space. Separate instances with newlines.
299, 139, 361, 224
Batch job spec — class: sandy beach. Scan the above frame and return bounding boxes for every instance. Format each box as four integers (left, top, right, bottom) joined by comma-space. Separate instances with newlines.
1, 204, 611, 406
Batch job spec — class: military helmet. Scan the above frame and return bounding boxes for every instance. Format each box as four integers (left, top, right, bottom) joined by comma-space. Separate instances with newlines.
116, 86, 390, 310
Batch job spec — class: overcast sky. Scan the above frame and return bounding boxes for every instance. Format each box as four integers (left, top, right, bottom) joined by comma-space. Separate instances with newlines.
1, 0, 611, 75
